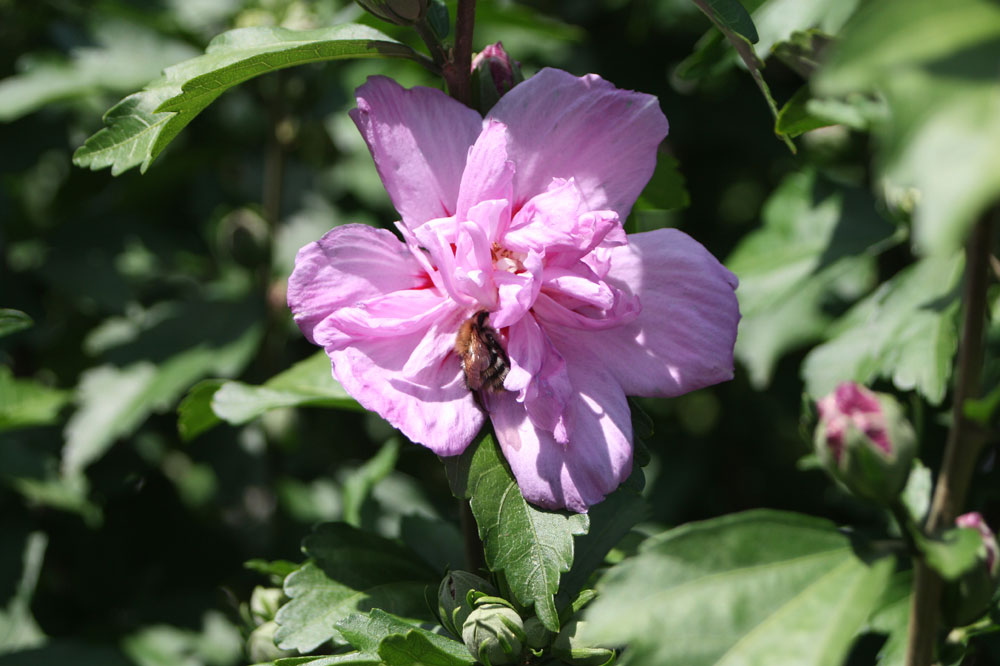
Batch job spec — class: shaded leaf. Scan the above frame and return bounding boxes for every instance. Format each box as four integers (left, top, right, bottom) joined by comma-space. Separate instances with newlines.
378, 631, 473, 666
775, 86, 835, 138
0, 310, 33, 339
0, 367, 71, 432
336, 610, 473, 666
917, 527, 984, 581
275, 524, 437, 653
727, 170, 898, 388
0, 20, 196, 122
178, 351, 359, 441
868, 571, 912, 666
445, 432, 589, 632
342, 439, 400, 528
691, 0, 758, 44
801, 253, 962, 404
816, 0, 1000, 255
582, 510, 894, 666
73, 24, 433, 175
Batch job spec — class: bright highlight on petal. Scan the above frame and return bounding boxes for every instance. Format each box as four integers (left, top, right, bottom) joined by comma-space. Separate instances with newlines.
288, 68, 741, 512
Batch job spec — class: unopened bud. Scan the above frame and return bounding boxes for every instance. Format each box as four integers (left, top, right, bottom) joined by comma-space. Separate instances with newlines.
438, 570, 497, 636
942, 512, 1000, 627
470, 42, 523, 113
249, 586, 284, 623
551, 618, 616, 666
814, 382, 915, 504
354, 0, 427, 25
462, 602, 525, 665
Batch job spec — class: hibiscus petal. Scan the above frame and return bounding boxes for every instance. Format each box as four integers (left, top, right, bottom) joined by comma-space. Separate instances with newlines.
488, 68, 668, 220
287, 224, 428, 344
577, 228, 740, 396
485, 341, 632, 513
327, 305, 484, 456
351, 76, 483, 226
456, 120, 514, 225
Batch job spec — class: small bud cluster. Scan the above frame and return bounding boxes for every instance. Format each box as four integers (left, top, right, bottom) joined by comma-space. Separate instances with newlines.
438, 571, 614, 665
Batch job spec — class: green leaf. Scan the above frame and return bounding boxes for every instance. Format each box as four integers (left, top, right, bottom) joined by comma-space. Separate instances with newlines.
917, 527, 985, 581
378, 631, 473, 666
582, 510, 894, 666
775, 86, 835, 138
0, 532, 47, 653
625, 153, 690, 234
275, 524, 437, 653
399, 515, 464, 574
0, 20, 197, 122
343, 439, 401, 528
691, 0, 759, 44
867, 571, 912, 666
178, 351, 359, 441
73, 24, 434, 175
801, 252, 963, 404
0, 367, 71, 432
445, 431, 589, 632
726, 170, 898, 388
337, 610, 473, 666
816, 0, 1000, 255
0, 310, 33, 338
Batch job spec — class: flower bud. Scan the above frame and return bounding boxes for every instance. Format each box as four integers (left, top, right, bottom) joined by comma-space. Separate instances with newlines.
247, 620, 296, 662
353, 0, 427, 25
438, 570, 497, 636
814, 382, 916, 504
462, 602, 525, 665
942, 512, 1000, 627
470, 42, 523, 113
551, 618, 616, 666
249, 586, 284, 623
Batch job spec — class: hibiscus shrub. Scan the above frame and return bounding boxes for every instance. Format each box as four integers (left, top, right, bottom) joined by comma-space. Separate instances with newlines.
3, 0, 1000, 665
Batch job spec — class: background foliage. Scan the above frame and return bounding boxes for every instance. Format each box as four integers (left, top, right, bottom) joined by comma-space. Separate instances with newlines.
2, 0, 999, 664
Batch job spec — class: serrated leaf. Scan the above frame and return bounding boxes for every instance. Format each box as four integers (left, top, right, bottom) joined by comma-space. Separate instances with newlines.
582, 510, 894, 666
178, 351, 359, 440
816, 0, 1000, 255
275, 524, 437, 653
0, 367, 71, 432
801, 252, 962, 404
727, 169, 898, 388
378, 631, 473, 666
445, 432, 589, 632
0, 310, 33, 338
337, 610, 471, 665
74, 24, 433, 175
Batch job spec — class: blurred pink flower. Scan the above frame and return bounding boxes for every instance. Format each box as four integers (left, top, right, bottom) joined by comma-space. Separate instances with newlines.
288, 69, 739, 511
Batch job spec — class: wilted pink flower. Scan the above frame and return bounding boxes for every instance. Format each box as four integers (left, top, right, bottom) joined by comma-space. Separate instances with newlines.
956, 512, 999, 577
288, 69, 740, 511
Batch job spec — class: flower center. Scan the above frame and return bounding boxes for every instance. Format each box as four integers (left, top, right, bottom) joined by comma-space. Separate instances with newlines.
491, 243, 525, 274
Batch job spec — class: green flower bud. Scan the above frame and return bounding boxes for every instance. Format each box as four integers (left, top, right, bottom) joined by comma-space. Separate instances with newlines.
470, 42, 523, 113
438, 571, 498, 636
551, 618, 615, 666
814, 382, 916, 504
249, 586, 284, 623
353, 0, 427, 25
462, 602, 524, 665
522, 616, 554, 649
942, 512, 1000, 627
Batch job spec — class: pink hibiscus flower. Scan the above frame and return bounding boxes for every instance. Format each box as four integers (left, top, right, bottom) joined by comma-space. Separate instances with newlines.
288, 68, 740, 512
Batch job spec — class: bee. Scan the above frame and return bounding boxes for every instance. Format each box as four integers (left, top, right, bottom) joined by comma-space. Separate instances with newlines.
455, 310, 510, 392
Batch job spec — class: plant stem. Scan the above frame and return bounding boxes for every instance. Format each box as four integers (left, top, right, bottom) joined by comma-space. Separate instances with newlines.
905, 213, 994, 666
446, 0, 476, 106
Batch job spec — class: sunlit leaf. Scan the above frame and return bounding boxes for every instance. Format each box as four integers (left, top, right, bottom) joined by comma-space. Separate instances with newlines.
801, 253, 962, 403
444, 432, 589, 632
73, 24, 433, 175
177, 350, 359, 441
582, 510, 894, 666
727, 170, 898, 388
0, 367, 71, 432
337, 610, 473, 666
0, 532, 47, 654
